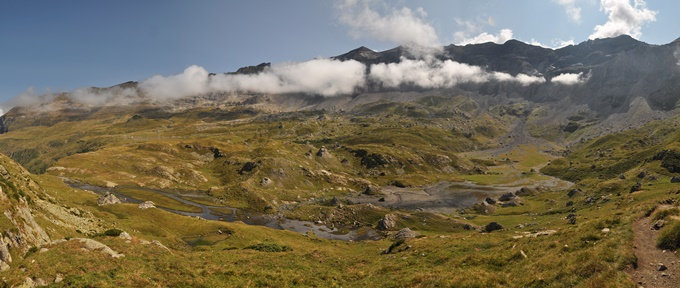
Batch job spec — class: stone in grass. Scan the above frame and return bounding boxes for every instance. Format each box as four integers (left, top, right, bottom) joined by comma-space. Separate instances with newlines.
671, 176, 680, 183
484, 222, 504, 232
652, 220, 666, 230
630, 182, 642, 193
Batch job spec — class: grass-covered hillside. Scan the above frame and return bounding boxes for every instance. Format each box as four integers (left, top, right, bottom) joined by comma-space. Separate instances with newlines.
0, 95, 677, 287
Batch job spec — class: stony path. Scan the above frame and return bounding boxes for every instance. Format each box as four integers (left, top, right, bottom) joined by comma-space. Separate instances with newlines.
630, 217, 680, 288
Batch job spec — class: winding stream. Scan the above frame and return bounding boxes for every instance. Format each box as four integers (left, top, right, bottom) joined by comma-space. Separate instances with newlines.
65, 180, 380, 241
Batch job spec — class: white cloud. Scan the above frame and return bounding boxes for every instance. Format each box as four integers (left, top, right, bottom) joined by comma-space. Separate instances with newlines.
551, 72, 588, 85
455, 29, 514, 45
209, 59, 366, 96
530, 38, 575, 49
589, 0, 657, 40
369, 58, 544, 88
555, 0, 582, 23
140, 65, 210, 100
337, 0, 440, 48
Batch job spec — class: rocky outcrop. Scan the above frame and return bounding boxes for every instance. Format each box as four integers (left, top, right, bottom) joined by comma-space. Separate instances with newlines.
377, 214, 398, 231
72, 238, 124, 258
97, 193, 121, 206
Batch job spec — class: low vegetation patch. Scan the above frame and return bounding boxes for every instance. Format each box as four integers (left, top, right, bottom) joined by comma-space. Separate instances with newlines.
657, 221, 680, 250
244, 243, 292, 252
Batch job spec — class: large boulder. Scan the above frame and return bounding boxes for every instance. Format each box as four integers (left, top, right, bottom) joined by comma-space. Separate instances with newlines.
394, 228, 418, 240
377, 214, 398, 231
671, 176, 680, 183
97, 193, 121, 206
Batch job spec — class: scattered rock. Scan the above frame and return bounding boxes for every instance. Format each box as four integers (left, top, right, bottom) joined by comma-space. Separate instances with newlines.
498, 192, 515, 202
462, 223, 481, 231
637, 171, 647, 179
658, 263, 667, 271
138, 201, 155, 209
652, 220, 666, 230
97, 193, 121, 206
260, 177, 272, 186
329, 197, 341, 206
119, 231, 132, 240
239, 161, 258, 175
377, 214, 398, 231
501, 198, 523, 207
363, 184, 382, 195
584, 196, 595, 204
601, 227, 610, 233
566, 200, 574, 207
618, 174, 626, 180
391, 180, 407, 188
20, 277, 36, 288
485, 197, 496, 205
54, 274, 63, 283
484, 222, 503, 232
515, 187, 536, 196
394, 228, 418, 239
316, 146, 331, 158
630, 182, 642, 193
671, 176, 680, 183
567, 188, 582, 198
566, 213, 576, 225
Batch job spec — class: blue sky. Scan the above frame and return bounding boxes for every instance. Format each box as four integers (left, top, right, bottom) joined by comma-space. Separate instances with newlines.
0, 0, 677, 102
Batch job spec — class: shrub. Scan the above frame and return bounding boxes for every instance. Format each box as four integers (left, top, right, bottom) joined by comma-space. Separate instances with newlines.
244, 243, 291, 252
385, 239, 405, 254
657, 221, 680, 250
24, 246, 38, 258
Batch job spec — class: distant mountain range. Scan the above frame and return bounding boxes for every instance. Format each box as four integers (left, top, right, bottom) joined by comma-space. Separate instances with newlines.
2, 35, 680, 138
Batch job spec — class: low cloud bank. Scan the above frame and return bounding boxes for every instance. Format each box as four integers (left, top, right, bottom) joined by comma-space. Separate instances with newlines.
4, 57, 553, 111
370, 58, 544, 88
551, 72, 588, 85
